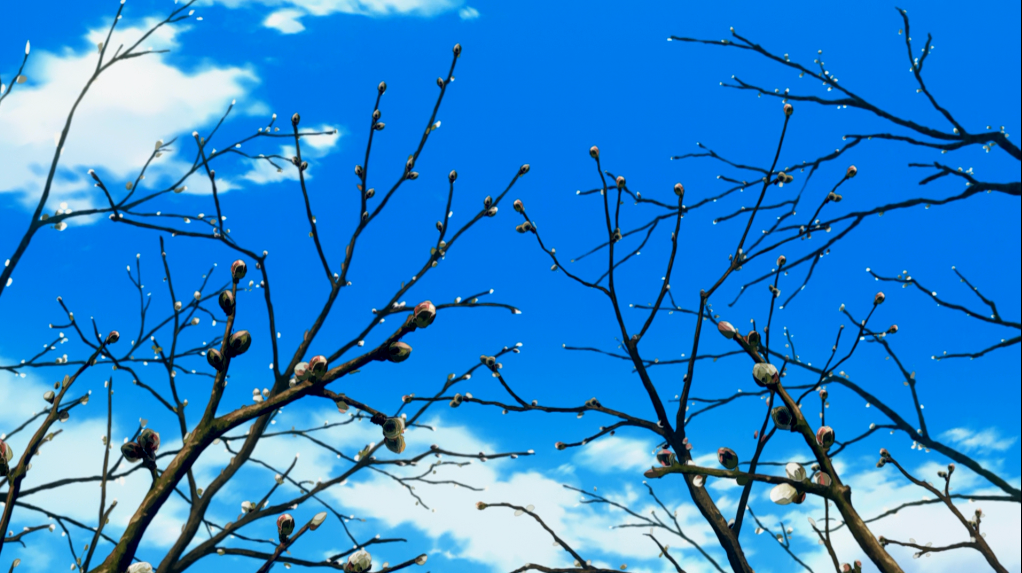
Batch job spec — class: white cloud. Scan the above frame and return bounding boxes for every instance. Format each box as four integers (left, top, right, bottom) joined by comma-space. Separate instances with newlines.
458, 6, 480, 20
264, 9, 307, 33
572, 435, 658, 474
0, 18, 282, 214
211, 0, 465, 30
942, 427, 1019, 453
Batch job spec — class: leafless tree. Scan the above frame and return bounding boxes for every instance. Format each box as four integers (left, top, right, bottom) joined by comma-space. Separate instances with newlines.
459, 8, 1020, 573
2, 2, 532, 572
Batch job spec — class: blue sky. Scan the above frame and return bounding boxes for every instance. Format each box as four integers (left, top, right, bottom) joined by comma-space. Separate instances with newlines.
1, 1, 1019, 572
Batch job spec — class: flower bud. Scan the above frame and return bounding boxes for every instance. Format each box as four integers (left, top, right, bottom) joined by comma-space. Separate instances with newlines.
846, 165, 857, 178
372, 109, 381, 121
127, 563, 154, 573
476, 502, 488, 510
450, 393, 463, 408
355, 165, 364, 178
519, 164, 530, 176
407, 171, 419, 180
365, 188, 375, 199
384, 435, 406, 454
752, 362, 778, 387
717, 321, 737, 339
513, 199, 524, 213
291, 113, 300, 126
374, 121, 385, 131
231, 260, 247, 281
387, 341, 412, 363
887, 324, 899, 334
437, 77, 445, 88
655, 449, 676, 467
0, 440, 14, 477
717, 447, 739, 470
585, 397, 601, 408
874, 291, 885, 305
453, 43, 462, 57
486, 206, 498, 217
674, 183, 685, 197
139, 428, 160, 457
449, 169, 458, 182
480, 355, 497, 368
555, 441, 567, 451
816, 472, 832, 487
121, 442, 144, 463
219, 290, 235, 315
44, 390, 56, 404
105, 330, 120, 344
777, 255, 786, 268
589, 145, 599, 159
294, 361, 310, 381
227, 330, 252, 357
784, 103, 793, 116
746, 330, 761, 349
771, 406, 793, 430
206, 348, 225, 371
383, 417, 406, 440
770, 483, 799, 505
346, 549, 372, 573
615, 175, 625, 188
277, 514, 295, 542
406, 157, 415, 172
816, 426, 835, 449
378, 81, 387, 94
308, 355, 328, 378
413, 300, 437, 328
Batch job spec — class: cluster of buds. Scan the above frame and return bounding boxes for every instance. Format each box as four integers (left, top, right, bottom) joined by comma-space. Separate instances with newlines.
777, 172, 794, 185
816, 426, 836, 450
345, 549, 372, 573
382, 416, 407, 454
584, 397, 601, 408
388, 341, 412, 363
515, 221, 535, 234
0, 439, 14, 477
752, 362, 779, 387
122, 429, 160, 465
295, 355, 329, 382
413, 301, 436, 328
876, 448, 892, 468
770, 462, 809, 505
717, 447, 739, 470
450, 393, 464, 408
276, 513, 295, 543
937, 463, 956, 480
480, 354, 498, 370
840, 562, 863, 573
827, 191, 844, 203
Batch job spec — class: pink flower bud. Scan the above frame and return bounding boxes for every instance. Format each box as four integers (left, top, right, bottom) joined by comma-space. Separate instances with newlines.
615, 175, 626, 188
277, 513, 295, 542
413, 301, 436, 328
206, 348, 225, 371
656, 449, 676, 467
816, 472, 832, 487
308, 355, 328, 378
106, 331, 120, 344
476, 502, 488, 510
717, 447, 739, 470
752, 362, 778, 387
674, 183, 685, 197
231, 260, 247, 281
513, 199, 524, 213
771, 406, 793, 430
846, 165, 857, 178
816, 426, 836, 449
717, 321, 737, 340
589, 146, 600, 159
294, 361, 310, 381
139, 429, 160, 457
555, 441, 567, 451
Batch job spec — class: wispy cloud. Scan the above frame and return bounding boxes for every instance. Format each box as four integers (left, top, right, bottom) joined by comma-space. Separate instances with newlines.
264, 9, 307, 34
942, 427, 1019, 453
214, 0, 466, 31
572, 435, 657, 474
458, 6, 480, 20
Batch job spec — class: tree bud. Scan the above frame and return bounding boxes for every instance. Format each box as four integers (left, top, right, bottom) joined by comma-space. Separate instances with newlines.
219, 290, 235, 315
277, 514, 295, 542
378, 81, 387, 94
771, 406, 793, 430
453, 43, 462, 57
874, 291, 885, 305
309, 355, 328, 378
413, 301, 437, 328
887, 324, 899, 334
121, 442, 144, 463
846, 165, 857, 178
437, 77, 445, 88
655, 449, 677, 467
106, 330, 120, 344
674, 183, 685, 197
387, 341, 412, 363
206, 348, 225, 371
406, 157, 415, 172
231, 260, 247, 281
483, 195, 493, 209
752, 362, 778, 387
555, 442, 567, 451
816, 426, 835, 449
227, 330, 252, 357
784, 103, 793, 116
717, 447, 739, 470
372, 109, 381, 121
777, 255, 786, 268
589, 146, 599, 159
746, 330, 761, 349
519, 164, 530, 176
384, 435, 406, 454
486, 206, 498, 217
44, 390, 56, 404
139, 429, 160, 457
585, 397, 601, 408
816, 472, 832, 487
291, 113, 300, 126
480, 355, 496, 368
365, 188, 375, 199
383, 417, 406, 440
448, 169, 458, 182
0, 440, 14, 477
355, 165, 364, 178
346, 549, 372, 573
717, 321, 737, 339
513, 199, 524, 213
